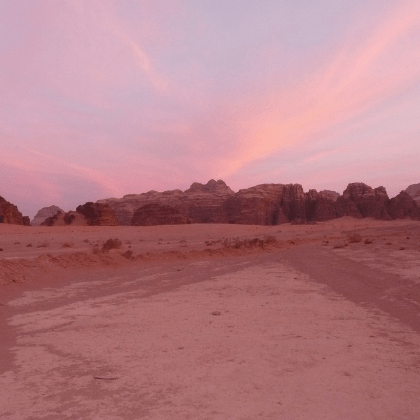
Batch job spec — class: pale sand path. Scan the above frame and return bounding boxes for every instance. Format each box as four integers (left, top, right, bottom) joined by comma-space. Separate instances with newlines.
1, 245, 420, 419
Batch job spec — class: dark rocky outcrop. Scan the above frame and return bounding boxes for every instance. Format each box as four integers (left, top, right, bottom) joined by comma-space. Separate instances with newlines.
98, 179, 234, 225
132, 204, 190, 226
93, 180, 420, 226
335, 183, 391, 219
387, 191, 420, 220
75, 203, 119, 226
223, 184, 287, 225
406, 183, 420, 204
41, 211, 88, 226
32, 205, 65, 226
0, 196, 29, 225
42, 203, 119, 226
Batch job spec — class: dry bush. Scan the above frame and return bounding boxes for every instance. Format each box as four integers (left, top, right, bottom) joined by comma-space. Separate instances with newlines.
61, 243, 73, 248
37, 243, 48, 248
26, 243, 32, 247
121, 250, 133, 259
92, 246, 101, 254
0, 248, 3, 251
222, 236, 278, 249
347, 233, 362, 243
364, 239, 373, 245
101, 238, 122, 252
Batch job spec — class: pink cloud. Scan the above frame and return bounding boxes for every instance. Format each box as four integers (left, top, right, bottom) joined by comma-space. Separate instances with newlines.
214, 0, 420, 177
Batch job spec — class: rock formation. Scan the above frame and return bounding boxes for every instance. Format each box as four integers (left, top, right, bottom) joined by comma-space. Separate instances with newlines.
406, 183, 420, 204
41, 211, 88, 226
132, 204, 190, 226
92, 180, 420, 226
32, 205, 64, 226
387, 191, 420, 220
75, 203, 119, 226
42, 203, 119, 226
0, 196, 29, 225
335, 183, 391, 220
98, 179, 234, 225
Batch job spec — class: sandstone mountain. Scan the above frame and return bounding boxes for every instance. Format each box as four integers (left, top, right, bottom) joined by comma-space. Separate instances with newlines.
41, 211, 87, 226
42, 203, 119, 226
132, 204, 190, 226
31, 205, 64, 226
96, 180, 420, 226
406, 183, 420, 204
0, 196, 30, 225
98, 179, 234, 225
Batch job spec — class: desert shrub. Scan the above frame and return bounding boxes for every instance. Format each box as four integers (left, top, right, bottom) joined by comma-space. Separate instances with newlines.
364, 239, 373, 245
61, 243, 73, 248
347, 233, 362, 243
122, 250, 133, 259
26, 243, 32, 247
92, 246, 101, 254
83, 239, 90, 243
101, 238, 122, 252
37, 243, 48, 248
0, 248, 3, 251
222, 236, 278, 249
264, 235, 278, 245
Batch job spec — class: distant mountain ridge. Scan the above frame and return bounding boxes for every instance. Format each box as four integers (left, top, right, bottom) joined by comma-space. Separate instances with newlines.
3, 179, 420, 226
96, 179, 420, 226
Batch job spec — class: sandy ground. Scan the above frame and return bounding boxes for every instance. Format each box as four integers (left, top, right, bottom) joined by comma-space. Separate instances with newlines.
1, 218, 420, 419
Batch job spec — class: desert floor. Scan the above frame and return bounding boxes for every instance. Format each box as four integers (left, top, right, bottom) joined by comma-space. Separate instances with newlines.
1, 218, 420, 419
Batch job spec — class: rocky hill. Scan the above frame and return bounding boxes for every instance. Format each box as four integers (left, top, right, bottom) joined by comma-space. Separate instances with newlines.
42, 203, 119, 226
98, 179, 234, 225
406, 183, 420, 204
31, 205, 64, 226
0, 196, 30, 225
96, 180, 420, 226
132, 204, 190, 226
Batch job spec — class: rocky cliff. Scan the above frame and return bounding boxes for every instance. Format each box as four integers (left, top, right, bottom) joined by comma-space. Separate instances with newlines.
94, 180, 420, 226
41, 211, 87, 226
335, 183, 391, 219
132, 204, 190, 226
406, 183, 420, 204
0, 196, 29, 225
42, 203, 119, 226
32, 205, 64, 226
75, 202, 119, 226
98, 179, 234, 225
387, 191, 420, 220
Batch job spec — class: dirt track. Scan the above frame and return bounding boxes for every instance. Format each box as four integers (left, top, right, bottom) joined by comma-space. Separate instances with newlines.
1, 220, 420, 419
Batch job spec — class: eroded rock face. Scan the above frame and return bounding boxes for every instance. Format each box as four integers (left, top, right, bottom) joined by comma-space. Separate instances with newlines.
406, 183, 420, 204
75, 203, 119, 226
223, 184, 287, 225
335, 183, 391, 219
98, 179, 234, 225
41, 211, 88, 226
132, 204, 190, 226
32, 205, 64, 226
93, 180, 420, 226
388, 191, 420, 220
0, 196, 27, 225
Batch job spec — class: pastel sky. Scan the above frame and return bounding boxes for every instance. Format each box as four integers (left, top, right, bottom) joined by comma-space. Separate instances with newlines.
1, 0, 420, 218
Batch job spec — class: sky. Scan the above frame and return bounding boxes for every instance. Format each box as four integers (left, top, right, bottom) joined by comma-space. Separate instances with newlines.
1, 0, 420, 218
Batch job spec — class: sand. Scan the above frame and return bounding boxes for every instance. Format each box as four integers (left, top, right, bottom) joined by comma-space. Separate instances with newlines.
0, 218, 420, 419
